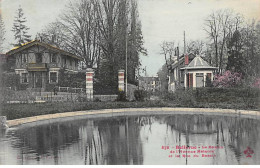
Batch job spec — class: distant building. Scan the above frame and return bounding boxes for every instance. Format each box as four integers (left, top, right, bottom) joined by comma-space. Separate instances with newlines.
138, 76, 161, 92
5, 40, 82, 91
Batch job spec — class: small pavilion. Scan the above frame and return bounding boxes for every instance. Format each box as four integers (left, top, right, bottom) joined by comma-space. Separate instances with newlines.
180, 55, 217, 88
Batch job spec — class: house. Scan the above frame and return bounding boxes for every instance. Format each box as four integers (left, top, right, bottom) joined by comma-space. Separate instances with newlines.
5, 40, 82, 91
168, 53, 196, 91
138, 76, 161, 92
180, 55, 217, 88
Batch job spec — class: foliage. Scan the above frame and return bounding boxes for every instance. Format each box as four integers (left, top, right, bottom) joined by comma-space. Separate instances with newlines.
1, 101, 170, 120
205, 75, 213, 87
0, 89, 35, 103
212, 70, 242, 88
162, 87, 259, 109
38, 0, 146, 88
226, 30, 245, 74
58, 68, 86, 88
12, 6, 31, 47
163, 89, 196, 107
2, 86, 259, 120
117, 91, 127, 101
1, 72, 20, 89
157, 63, 169, 92
134, 89, 147, 101
252, 78, 260, 89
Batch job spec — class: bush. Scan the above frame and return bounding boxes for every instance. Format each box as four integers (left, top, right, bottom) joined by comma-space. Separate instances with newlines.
252, 78, 260, 89
134, 90, 148, 101
117, 91, 127, 101
213, 70, 242, 88
163, 89, 196, 107
162, 87, 260, 109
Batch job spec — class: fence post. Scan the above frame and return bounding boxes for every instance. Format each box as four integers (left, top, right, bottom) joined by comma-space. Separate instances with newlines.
86, 68, 94, 101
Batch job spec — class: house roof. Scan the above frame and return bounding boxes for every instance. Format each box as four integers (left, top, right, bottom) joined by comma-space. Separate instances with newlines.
170, 53, 196, 69
6, 40, 82, 60
180, 55, 217, 70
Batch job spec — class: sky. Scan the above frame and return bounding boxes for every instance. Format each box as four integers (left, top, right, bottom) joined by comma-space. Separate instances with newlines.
1, 0, 260, 76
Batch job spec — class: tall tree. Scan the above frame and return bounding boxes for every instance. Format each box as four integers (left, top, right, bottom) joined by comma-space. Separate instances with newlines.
204, 9, 244, 74
38, 0, 146, 92
0, 17, 5, 53
226, 30, 245, 74
12, 6, 31, 47
38, 0, 101, 69
127, 0, 147, 84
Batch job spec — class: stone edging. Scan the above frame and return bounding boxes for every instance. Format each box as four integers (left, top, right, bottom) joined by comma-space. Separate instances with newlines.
7, 107, 260, 127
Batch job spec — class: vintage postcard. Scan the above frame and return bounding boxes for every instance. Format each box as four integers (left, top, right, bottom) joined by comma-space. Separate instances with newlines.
0, 0, 259, 165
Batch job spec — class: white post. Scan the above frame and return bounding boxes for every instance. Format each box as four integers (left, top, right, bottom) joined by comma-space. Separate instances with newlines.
86, 68, 94, 101
118, 70, 125, 91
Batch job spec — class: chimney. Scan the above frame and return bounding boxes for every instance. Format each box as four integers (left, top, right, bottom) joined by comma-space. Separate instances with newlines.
185, 54, 189, 65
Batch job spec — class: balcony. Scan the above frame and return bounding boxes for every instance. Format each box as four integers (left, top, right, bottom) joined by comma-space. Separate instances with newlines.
16, 63, 28, 69
27, 63, 47, 71
48, 62, 59, 68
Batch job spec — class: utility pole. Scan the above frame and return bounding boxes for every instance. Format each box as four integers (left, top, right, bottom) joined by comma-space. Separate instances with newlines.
177, 46, 180, 87
125, 11, 128, 97
125, 27, 128, 96
184, 31, 186, 54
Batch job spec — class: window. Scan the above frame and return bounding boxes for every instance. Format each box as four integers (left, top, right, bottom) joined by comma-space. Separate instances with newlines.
22, 54, 27, 63
21, 73, 28, 83
49, 72, 58, 83
51, 54, 57, 63
36, 53, 42, 63
70, 58, 72, 66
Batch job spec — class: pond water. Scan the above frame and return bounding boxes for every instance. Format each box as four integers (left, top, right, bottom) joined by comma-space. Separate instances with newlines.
0, 113, 259, 165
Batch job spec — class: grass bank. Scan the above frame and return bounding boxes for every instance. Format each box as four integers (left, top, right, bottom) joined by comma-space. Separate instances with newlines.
1, 99, 259, 120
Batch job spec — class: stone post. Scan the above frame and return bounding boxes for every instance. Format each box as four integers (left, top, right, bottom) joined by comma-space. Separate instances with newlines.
118, 70, 125, 91
86, 68, 94, 101
0, 116, 8, 129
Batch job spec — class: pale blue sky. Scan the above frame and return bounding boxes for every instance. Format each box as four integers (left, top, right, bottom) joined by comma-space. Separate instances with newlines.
1, 0, 260, 75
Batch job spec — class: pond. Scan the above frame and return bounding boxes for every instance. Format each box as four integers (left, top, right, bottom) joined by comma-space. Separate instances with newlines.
0, 113, 259, 165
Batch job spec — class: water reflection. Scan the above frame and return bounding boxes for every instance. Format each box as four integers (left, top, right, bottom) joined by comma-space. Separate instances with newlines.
0, 114, 259, 165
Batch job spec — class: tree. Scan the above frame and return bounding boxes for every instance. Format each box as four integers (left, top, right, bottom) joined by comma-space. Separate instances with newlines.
38, 0, 101, 69
38, 0, 146, 92
0, 17, 5, 53
127, 0, 147, 84
186, 40, 204, 55
160, 41, 175, 70
204, 9, 243, 74
226, 30, 245, 74
93, 0, 146, 90
157, 63, 168, 91
12, 6, 31, 47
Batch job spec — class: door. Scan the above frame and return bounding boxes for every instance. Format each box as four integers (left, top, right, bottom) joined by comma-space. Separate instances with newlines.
196, 73, 204, 87
35, 72, 42, 88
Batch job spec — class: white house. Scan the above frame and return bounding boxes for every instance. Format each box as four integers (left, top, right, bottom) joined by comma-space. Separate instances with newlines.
168, 53, 196, 91
180, 55, 217, 88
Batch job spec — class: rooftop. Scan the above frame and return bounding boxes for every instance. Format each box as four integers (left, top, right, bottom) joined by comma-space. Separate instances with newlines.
181, 55, 217, 70
6, 40, 82, 60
